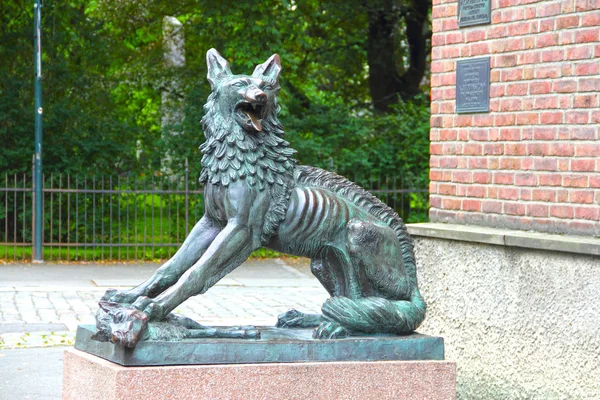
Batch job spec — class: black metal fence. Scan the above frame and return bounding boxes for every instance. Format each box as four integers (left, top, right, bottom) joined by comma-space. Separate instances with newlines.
0, 168, 428, 262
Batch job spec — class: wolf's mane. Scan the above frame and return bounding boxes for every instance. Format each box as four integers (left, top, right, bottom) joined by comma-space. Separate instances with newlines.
199, 89, 296, 243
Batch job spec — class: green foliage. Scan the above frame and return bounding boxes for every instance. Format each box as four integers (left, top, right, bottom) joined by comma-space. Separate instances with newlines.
1, 0, 430, 199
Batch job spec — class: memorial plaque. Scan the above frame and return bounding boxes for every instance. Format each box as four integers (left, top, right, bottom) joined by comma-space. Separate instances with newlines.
456, 57, 490, 114
458, 0, 491, 27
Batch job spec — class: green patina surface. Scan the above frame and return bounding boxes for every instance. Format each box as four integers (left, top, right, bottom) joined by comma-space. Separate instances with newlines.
76, 325, 444, 366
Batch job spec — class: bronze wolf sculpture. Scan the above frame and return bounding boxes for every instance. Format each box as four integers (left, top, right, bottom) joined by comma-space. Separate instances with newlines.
97, 49, 426, 347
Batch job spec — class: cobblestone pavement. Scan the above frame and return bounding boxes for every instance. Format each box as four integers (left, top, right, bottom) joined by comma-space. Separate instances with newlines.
0, 259, 329, 349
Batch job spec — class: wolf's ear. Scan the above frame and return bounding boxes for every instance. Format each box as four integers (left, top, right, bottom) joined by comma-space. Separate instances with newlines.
206, 49, 232, 89
252, 54, 281, 85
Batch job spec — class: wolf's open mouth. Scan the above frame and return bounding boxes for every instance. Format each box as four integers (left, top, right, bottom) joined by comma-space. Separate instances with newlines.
236, 102, 264, 131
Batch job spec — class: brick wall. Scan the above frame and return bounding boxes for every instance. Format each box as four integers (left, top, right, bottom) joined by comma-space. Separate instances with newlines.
429, 0, 600, 236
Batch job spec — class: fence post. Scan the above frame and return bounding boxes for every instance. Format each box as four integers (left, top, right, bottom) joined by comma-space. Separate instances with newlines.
33, 0, 44, 263
185, 157, 189, 235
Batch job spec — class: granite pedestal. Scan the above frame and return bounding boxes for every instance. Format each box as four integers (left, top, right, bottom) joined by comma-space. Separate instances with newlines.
65, 325, 456, 399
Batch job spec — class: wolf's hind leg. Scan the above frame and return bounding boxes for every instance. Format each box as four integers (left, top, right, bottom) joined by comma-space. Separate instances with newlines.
320, 295, 425, 336
104, 215, 221, 304
276, 309, 325, 328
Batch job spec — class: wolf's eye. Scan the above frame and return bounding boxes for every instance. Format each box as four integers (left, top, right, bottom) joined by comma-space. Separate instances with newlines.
263, 84, 273, 90
231, 81, 245, 88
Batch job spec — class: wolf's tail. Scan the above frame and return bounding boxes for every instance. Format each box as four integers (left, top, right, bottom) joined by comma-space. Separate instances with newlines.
321, 291, 426, 334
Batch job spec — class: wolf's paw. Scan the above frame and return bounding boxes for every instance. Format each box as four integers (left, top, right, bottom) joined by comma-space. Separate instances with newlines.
276, 309, 306, 328
132, 296, 164, 320
101, 287, 145, 305
313, 321, 349, 340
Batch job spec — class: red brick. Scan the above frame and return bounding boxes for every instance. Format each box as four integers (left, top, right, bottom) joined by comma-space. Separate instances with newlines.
438, 183, 457, 195
499, 99, 522, 112
518, 51, 541, 65
439, 157, 459, 168
536, 33, 559, 48
566, 111, 589, 124
494, 172, 515, 185
581, 12, 600, 26
539, 174, 562, 186
549, 143, 575, 157
505, 202, 526, 216
567, 46, 594, 60
534, 66, 561, 79
515, 173, 537, 186
550, 205, 574, 219
501, 158, 522, 171
556, 15, 580, 29
539, 19, 555, 32
430, 195, 442, 208
454, 115, 473, 127
539, 2, 561, 16
502, 68, 523, 82
539, 112, 563, 124
553, 80, 577, 93
469, 130, 488, 141
453, 171, 472, 183
591, 176, 600, 188
570, 190, 595, 204
530, 81, 552, 94
571, 127, 596, 140
533, 158, 558, 171
473, 172, 491, 184
575, 62, 599, 76
463, 143, 483, 155
467, 185, 486, 198
574, 206, 600, 220
495, 114, 516, 126
463, 199, 482, 212
574, 94, 598, 108
533, 189, 556, 202
528, 142, 550, 156
563, 175, 589, 187
575, 28, 600, 43
571, 159, 596, 172
442, 143, 461, 155
527, 204, 549, 217
534, 96, 559, 109
502, 8, 525, 22
557, 189, 569, 203
430, 170, 442, 181
446, 32, 464, 45
473, 115, 494, 127
505, 143, 527, 155
516, 113, 539, 125
482, 200, 502, 214
499, 187, 519, 200
466, 29, 486, 42
542, 49, 564, 62
506, 82, 528, 96
489, 26, 508, 39
575, 143, 600, 157
483, 143, 504, 155
443, 198, 462, 210
440, 129, 458, 141
519, 188, 532, 201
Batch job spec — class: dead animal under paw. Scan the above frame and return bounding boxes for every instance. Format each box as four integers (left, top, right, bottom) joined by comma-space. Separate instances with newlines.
91, 300, 260, 348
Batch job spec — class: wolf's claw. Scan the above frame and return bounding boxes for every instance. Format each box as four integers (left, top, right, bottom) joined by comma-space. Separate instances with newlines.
276, 309, 305, 328
313, 321, 349, 340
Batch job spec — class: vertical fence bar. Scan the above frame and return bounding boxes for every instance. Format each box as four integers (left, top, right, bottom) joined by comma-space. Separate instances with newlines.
22, 173, 27, 260
101, 176, 104, 261
185, 159, 189, 235
13, 174, 17, 260
67, 175, 71, 261
58, 174, 62, 261
49, 173, 53, 260
5, 173, 8, 260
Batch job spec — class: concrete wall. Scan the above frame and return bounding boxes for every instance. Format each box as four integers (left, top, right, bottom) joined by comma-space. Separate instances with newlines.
413, 233, 600, 399
429, 0, 600, 236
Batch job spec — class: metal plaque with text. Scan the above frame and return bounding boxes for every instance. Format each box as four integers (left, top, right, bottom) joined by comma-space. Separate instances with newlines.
458, 0, 491, 27
456, 57, 490, 114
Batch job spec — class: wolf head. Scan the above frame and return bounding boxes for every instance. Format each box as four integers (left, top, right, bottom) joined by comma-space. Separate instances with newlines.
204, 48, 281, 133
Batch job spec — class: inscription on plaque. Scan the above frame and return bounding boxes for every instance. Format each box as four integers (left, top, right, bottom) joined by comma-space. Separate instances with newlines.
458, 0, 491, 27
456, 57, 490, 114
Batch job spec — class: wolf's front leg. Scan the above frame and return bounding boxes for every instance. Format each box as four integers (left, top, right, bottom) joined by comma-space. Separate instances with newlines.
133, 221, 258, 321
104, 215, 221, 304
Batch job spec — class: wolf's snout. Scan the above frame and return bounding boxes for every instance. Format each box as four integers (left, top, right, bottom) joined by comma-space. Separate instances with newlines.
245, 88, 267, 105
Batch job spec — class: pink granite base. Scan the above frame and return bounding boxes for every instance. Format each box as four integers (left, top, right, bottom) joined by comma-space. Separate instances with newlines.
63, 349, 456, 400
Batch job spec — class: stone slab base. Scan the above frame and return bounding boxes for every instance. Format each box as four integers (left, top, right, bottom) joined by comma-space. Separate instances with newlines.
63, 349, 456, 400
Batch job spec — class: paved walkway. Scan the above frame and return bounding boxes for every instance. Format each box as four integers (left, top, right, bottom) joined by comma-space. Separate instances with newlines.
0, 258, 329, 349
